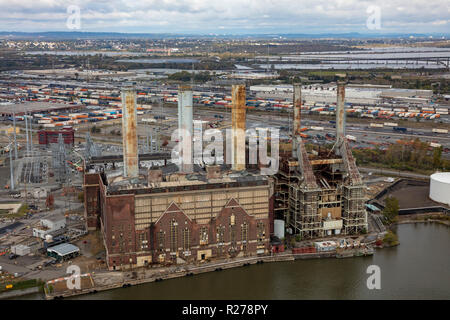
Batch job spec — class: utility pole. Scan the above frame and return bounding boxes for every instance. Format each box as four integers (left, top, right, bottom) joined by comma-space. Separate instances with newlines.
12, 112, 18, 160
29, 113, 33, 155
8, 136, 14, 191
25, 113, 29, 156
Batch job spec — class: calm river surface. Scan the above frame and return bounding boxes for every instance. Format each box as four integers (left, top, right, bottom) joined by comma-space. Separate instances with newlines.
22, 223, 450, 299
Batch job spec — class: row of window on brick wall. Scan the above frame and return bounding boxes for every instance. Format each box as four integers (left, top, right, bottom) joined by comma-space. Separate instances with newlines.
156, 220, 265, 253
111, 223, 133, 252
110, 221, 266, 254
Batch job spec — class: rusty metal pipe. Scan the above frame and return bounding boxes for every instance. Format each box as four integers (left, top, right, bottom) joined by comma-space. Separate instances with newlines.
336, 81, 346, 142
231, 84, 246, 171
121, 86, 138, 178
293, 83, 302, 136
292, 83, 302, 157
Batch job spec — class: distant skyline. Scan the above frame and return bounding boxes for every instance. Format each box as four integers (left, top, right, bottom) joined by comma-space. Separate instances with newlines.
0, 0, 449, 35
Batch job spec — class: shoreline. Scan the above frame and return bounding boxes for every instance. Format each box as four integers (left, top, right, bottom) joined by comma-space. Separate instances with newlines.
395, 213, 450, 227
11, 218, 449, 300
43, 249, 369, 300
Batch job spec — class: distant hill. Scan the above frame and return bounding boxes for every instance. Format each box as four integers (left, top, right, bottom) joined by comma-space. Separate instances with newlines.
0, 31, 448, 40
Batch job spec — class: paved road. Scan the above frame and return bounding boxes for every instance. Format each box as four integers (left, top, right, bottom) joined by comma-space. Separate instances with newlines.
359, 167, 430, 180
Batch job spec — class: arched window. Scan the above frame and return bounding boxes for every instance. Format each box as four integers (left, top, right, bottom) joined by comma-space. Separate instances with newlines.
241, 222, 248, 251
216, 225, 225, 256
229, 212, 237, 250
183, 227, 190, 251
158, 230, 165, 252
170, 219, 178, 252
200, 226, 208, 245
257, 222, 265, 245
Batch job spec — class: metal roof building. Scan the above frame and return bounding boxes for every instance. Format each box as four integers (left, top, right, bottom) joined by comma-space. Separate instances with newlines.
47, 243, 80, 260
0, 101, 81, 116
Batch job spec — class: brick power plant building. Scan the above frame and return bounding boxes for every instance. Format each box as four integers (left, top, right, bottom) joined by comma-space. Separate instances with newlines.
83, 81, 367, 270
84, 85, 273, 270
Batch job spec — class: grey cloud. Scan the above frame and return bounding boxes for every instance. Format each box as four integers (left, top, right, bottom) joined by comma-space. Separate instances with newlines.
0, 0, 447, 33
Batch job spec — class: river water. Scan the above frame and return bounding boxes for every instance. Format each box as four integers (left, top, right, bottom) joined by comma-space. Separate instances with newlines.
21, 223, 450, 300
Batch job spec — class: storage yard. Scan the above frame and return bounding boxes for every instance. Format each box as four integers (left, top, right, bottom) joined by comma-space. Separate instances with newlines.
1, 77, 449, 156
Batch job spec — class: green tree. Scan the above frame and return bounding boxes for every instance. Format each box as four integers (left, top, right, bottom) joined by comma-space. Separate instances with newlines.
90, 126, 101, 134
168, 71, 192, 82
383, 230, 399, 246
383, 196, 399, 222
433, 146, 443, 169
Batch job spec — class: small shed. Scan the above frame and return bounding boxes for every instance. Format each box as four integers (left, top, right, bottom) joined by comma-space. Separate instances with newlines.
365, 203, 381, 213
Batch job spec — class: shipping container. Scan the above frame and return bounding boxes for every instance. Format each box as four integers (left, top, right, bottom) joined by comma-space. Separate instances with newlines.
432, 128, 448, 134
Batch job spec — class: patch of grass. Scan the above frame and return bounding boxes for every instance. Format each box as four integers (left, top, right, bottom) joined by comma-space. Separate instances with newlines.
0, 279, 44, 293
17, 203, 29, 216
0, 203, 27, 218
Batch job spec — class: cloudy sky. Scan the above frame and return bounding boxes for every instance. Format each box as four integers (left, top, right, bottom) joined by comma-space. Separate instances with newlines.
0, 0, 448, 34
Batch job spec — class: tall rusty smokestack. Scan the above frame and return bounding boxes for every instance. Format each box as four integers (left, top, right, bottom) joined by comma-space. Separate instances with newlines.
336, 81, 346, 142
231, 84, 246, 171
178, 85, 193, 173
121, 86, 138, 178
292, 83, 302, 156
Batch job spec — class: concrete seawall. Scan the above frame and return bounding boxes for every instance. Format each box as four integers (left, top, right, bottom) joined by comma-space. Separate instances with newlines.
44, 251, 346, 300
0, 286, 40, 299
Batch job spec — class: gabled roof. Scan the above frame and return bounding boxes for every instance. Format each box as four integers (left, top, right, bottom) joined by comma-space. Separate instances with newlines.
154, 201, 192, 225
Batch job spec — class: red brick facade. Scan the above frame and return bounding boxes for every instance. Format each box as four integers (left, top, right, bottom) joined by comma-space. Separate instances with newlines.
83, 173, 101, 230
151, 198, 268, 264
84, 173, 272, 270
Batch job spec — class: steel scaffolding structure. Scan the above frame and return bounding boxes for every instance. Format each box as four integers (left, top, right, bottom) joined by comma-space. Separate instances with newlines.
287, 137, 323, 239
85, 132, 101, 159
280, 81, 368, 240
289, 185, 322, 239
337, 139, 367, 233
342, 185, 367, 234
142, 129, 160, 154
52, 133, 68, 183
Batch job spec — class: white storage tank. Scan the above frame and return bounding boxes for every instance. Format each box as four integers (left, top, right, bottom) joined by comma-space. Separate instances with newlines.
274, 219, 285, 239
430, 172, 450, 206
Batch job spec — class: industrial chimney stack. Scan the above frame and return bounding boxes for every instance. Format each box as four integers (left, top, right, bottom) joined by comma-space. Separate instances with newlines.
231, 84, 246, 171
292, 83, 302, 156
121, 86, 138, 178
336, 81, 346, 143
177, 85, 193, 173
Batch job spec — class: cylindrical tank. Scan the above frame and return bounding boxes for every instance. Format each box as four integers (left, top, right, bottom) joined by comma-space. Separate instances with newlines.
274, 219, 285, 239
430, 172, 450, 205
